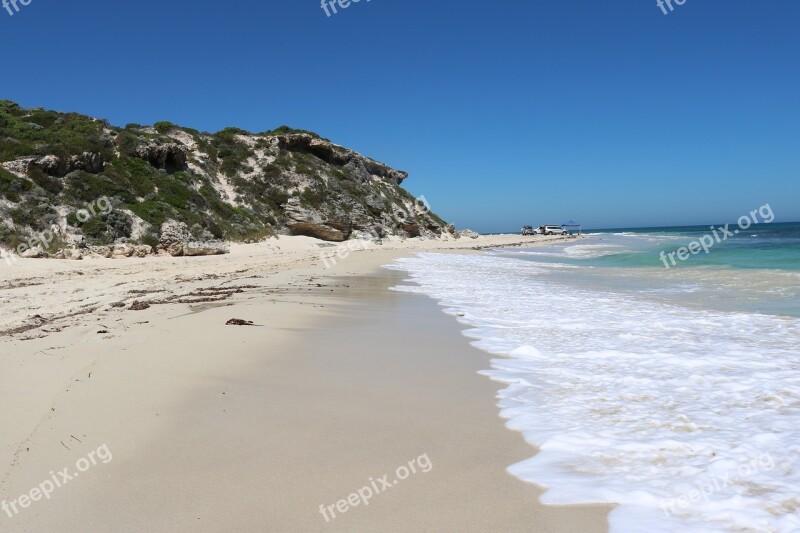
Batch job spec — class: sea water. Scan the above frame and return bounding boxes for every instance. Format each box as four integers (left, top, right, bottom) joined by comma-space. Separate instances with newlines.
388, 223, 800, 532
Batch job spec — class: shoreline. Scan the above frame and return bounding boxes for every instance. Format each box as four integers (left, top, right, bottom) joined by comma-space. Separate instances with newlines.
0, 234, 610, 531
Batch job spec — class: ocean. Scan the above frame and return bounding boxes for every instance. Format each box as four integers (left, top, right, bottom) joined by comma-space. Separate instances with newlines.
388, 222, 800, 533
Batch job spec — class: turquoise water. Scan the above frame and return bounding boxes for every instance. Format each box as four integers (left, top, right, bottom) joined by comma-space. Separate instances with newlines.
490, 222, 800, 317
389, 221, 800, 531
391, 227, 800, 532
599, 222, 800, 270
529, 222, 800, 271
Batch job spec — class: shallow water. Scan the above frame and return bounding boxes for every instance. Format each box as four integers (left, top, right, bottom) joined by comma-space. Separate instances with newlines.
388, 229, 800, 532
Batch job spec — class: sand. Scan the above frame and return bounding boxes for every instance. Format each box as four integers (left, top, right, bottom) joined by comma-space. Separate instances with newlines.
0, 234, 611, 532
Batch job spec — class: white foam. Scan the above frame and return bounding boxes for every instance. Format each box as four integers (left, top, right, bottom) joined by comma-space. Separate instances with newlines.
387, 253, 800, 533
492, 243, 630, 260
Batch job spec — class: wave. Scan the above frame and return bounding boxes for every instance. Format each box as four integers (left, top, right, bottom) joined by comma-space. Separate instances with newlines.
387, 253, 800, 533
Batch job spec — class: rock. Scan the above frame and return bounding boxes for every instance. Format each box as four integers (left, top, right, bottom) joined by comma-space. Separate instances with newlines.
54, 249, 83, 260
110, 302, 126, 308
20, 247, 47, 258
362, 159, 408, 185
129, 301, 150, 311
287, 223, 347, 242
460, 229, 480, 239
112, 243, 136, 258
89, 246, 113, 258
67, 152, 105, 174
30, 155, 64, 176
182, 242, 229, 256
0, 104, 455, 254
167, 244, 184, 257
274, 133, 407, 184
132, 142, 187, 172
283, 198, 353, 242
159, 220, 190, 252
402, 223, 422, 238
1, 158, 36, 175
283, 197, 324, 225
350, 228, 383, 242
26, 152, 106, 177
158, 221, 228, 256
275, 134, 350, 166
364, 193, 386, 214
133, 245, 152, 258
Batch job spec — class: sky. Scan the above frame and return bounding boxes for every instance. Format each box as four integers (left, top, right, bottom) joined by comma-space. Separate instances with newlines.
1, 0, 798, 232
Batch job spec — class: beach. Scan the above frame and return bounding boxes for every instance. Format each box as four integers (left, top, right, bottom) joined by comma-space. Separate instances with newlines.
0, 234, 610, 532
392, 228, 800, 532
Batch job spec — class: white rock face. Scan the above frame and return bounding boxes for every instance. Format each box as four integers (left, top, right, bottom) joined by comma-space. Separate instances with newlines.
20, 247, 47, 258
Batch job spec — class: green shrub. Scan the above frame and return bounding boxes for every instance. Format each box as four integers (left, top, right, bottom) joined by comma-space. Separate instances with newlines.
81, 217, 110, 242
262, 125, 323, 139
103, 156, 157, 198
154, 173, 195, 209
10, 201, 55, 231
0, 106, 113, 161
128, 201, 168, 227
0, 168, 33, 202
296, 163, 315, 177
154, 121, 175, 134
211, 130, 254, 177
0, 223, 26, 250
27, 167, 63, 194
115, 131, 141, 156
64, 171, 136, 204
216, 127, 250, 136
138, 231, 159, 251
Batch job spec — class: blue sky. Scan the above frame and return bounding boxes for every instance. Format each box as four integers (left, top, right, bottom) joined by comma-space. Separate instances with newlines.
1, 0, 798, 232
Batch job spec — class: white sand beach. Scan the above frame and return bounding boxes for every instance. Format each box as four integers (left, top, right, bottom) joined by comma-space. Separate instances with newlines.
0, 234, 611, 532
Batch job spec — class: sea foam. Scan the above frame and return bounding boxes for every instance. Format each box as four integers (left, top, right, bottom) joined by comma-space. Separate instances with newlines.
388, 252, 800, 532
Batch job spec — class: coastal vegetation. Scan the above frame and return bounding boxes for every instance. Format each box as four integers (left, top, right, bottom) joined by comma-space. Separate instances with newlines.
0, 101, 451, 252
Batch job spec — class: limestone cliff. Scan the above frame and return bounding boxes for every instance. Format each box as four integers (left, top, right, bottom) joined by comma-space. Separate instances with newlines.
0, 101, 454, 256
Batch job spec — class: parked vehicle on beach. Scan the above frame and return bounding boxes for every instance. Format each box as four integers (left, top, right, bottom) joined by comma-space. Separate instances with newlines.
542, 225, 567, 235
521, 225, 536, 235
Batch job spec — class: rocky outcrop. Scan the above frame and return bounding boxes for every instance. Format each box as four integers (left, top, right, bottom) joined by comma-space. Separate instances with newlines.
361, 159, 408, 185
460, 229, 480, 239
88, 246, 113, 258
402, 223, 422, 238
111, 243, 136, 258
54, 249, 83, 260
133, 245, 152, 258
182, 242, 229, 256
287, 223, 348, 242
275, 133, 407, 185
158, 221, 228, 256
4, 152, 107, 177
282, 197, 353, 242
158, 220, 191, 256
20, 247, 47, 258
275, 134, 350, 166
0, 101, 455, 256
132, 142, 188, 173
67, 152, 106, 174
